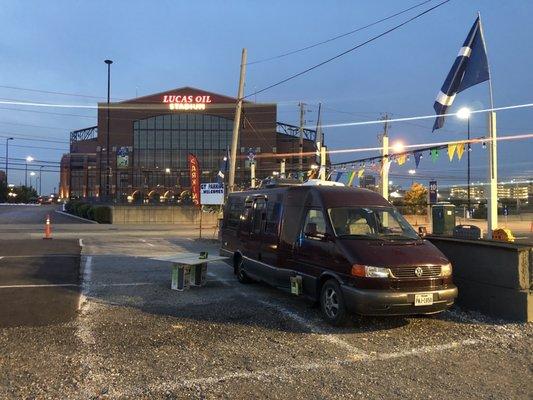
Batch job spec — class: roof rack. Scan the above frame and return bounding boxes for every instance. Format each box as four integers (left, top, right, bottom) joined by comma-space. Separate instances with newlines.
259, 177, 301, 188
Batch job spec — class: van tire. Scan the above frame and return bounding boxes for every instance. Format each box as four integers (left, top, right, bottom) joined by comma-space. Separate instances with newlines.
235, 256, 253, 284
320, 279, 348, 326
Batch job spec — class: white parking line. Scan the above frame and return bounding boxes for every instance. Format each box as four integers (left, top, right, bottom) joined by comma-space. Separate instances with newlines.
0, 283, 78, 289
143, 337, 481, 392
139, 238, 155, 247
257, 299, 367, 357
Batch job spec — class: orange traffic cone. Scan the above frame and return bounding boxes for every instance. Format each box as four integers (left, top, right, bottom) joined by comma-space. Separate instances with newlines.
43, 214, 52, 240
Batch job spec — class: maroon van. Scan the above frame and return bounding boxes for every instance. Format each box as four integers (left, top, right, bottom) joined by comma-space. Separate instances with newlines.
220, 183, 458, 325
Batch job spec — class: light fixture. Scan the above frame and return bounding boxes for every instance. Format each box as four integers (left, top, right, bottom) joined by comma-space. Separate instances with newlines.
456, 107, 471, 120
392, 141, 405, 153
408, 169, 416, 175
26, 156, 34, 163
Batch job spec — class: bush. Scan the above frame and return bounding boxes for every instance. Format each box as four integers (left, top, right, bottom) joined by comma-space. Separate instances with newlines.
65, 200, 80, 214
93, 206, 112, 223
73, 202, 86, 217
86, 206, 95, 221
79, 204, 92, 219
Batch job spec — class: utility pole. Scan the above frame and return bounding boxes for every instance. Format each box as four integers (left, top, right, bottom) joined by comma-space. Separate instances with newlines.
280, 159, 286, 178
228, 48, 247, 193
380, 114, 389, 201
250, 161, 256, 188
104, 59, 113, 200
298, 102, 306, 179
5, 137, 13, 185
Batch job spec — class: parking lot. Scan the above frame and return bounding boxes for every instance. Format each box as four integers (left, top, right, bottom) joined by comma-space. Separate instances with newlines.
0, 233, 531, 399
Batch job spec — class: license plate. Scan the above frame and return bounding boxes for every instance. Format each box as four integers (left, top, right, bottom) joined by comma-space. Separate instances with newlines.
414, 293, 434, 306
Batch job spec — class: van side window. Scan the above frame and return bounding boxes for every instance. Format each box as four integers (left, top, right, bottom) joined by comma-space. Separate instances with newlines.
303, 209, 326, 237
226, 199, 244, 229
265, 202, 281, 234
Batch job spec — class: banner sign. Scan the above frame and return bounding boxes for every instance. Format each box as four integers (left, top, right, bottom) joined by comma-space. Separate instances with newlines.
200, 182, 224, 205
188, 153, 201, 207
429, 180, 438, 204
116, 146, 129, 169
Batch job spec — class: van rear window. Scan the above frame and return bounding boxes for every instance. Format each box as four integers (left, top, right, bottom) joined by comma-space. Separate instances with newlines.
226, 199, 244, 229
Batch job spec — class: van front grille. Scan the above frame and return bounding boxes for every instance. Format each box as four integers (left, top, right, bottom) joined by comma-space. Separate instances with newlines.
390, 265, 441, 279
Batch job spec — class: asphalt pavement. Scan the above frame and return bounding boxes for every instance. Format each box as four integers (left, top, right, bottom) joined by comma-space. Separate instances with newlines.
0, 239, 81, 327
0, 204, 90, 224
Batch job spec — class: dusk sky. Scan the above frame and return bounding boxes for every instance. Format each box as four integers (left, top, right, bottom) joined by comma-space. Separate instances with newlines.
0, 0, 531, 194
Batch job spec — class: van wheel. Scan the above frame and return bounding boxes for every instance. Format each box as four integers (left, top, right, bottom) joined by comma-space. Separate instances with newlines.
235, 257, 253, 284
320, 280, 348, 326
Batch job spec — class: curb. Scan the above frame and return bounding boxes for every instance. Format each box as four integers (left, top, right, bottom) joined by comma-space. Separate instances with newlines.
55, 210, 98, 224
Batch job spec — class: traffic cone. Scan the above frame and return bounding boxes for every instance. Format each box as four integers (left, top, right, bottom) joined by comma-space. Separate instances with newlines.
43, 214, 52, 240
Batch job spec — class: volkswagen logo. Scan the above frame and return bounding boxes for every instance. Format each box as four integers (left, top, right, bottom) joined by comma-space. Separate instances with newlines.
414, 267, 424, 277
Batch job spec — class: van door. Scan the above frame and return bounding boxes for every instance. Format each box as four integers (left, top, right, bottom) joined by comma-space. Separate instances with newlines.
293, 208, 336, 292
244, 197, 269, 280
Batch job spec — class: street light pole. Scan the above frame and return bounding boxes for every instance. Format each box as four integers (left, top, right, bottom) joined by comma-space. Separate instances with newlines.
104, 59, 113, 200
5, 138, 13, 184
25, 156, 33, 187
467, 115, 471, 216
39, 165, 44, 196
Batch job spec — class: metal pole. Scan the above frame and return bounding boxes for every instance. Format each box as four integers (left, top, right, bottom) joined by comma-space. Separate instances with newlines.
380, 115, 389, 201
39, 166, 43, 196
320, 146, 327, 182
467, 117, 471, 216
228, 48, 247, 193
105, 59, 113, 200
5, 138, 13, 184
478, 13, 497, 239
250, 161, 256, 188
280, 159, 286, 178
298, 102, 305, 178
25, 162, 28, 187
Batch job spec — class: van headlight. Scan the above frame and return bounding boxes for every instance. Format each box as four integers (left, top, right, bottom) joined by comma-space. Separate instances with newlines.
351, 264, 391, 278
441, 263, 453, 277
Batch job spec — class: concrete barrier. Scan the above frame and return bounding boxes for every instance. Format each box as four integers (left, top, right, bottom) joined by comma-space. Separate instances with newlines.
427, 236, 532, 322
110, 205, 219, 225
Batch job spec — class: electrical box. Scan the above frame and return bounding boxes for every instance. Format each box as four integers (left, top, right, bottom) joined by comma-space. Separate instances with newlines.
432, 203, 456, 235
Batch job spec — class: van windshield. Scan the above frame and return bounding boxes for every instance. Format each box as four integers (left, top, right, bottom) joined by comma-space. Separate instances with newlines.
328, 207, 419, 240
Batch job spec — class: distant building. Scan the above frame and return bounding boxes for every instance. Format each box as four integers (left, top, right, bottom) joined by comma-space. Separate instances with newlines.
450, 183, 529, 201
60, 86, 319, 201
359, 174, 376, 189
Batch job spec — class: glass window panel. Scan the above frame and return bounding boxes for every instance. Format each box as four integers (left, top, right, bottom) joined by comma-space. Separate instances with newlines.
210, 116, 219, 131
147, 130, 155, 149
171, 131, 179, 149
155, 150, 164, 168
195, 114, 203, 130
188, 132, 195, 150
180, 131, 188, 149
203, 131, 211, 150
203, 115, 211, 130
147, 117, 155, 130
156, 115, 164, 129
156, 131, 164, 148
164, 114, 171, 129
140, 119, 147, 129
196, 131, 203, 149
133, 121, 139, 130
172, 114, 180, 129
180, 114, 187, 129
211, 130, 219, 149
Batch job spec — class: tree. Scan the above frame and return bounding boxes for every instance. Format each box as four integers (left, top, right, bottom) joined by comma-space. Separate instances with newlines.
404, 182, 428, 215
0, 179, 7, 203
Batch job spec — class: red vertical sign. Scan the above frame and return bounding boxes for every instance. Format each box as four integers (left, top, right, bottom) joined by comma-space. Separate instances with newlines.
188, 153, 201, 207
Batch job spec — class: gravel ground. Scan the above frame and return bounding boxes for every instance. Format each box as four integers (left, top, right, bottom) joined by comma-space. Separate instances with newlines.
0, 235, 531, 399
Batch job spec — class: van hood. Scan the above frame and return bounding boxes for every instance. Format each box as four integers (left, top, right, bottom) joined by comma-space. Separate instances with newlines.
337, 238, 449, 267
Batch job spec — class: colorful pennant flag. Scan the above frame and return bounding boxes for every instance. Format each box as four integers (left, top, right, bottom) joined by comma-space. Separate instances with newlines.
456, 142, 465, 160
347, 170, 357, 186
334, 172, 343, 182
448, 143, 457, 161
357, 168, 364, 178
397, 154, 407, 166
430, 148, 439, 163
414, 151, 422, 168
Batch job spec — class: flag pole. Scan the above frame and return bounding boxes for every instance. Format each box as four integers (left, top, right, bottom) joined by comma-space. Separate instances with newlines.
478, 12, 498, 239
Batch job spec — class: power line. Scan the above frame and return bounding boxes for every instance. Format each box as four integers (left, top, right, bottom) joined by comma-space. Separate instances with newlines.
247, 0, 435, 65
0, 84, 125, 101
0, 133, 68, 144
243, 0, 451, 99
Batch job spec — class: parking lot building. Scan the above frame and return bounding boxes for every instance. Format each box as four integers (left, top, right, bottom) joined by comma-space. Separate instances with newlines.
59, 87, 319, 201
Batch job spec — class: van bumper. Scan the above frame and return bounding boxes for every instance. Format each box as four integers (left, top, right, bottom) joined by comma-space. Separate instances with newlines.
341, 284, 458, 316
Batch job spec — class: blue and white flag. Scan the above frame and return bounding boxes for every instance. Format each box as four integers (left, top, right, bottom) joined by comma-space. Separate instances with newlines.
433, 17, 489, 131
216, 148, 229, 183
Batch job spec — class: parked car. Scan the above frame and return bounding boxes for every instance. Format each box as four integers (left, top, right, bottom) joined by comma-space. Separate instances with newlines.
220, 181, 458, 325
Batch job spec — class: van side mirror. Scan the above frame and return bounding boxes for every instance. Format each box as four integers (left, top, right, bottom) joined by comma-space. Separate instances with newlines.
304, 223, 317, 237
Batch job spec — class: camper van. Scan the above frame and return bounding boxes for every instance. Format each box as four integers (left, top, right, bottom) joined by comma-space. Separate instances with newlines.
219, 181, 458, 325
